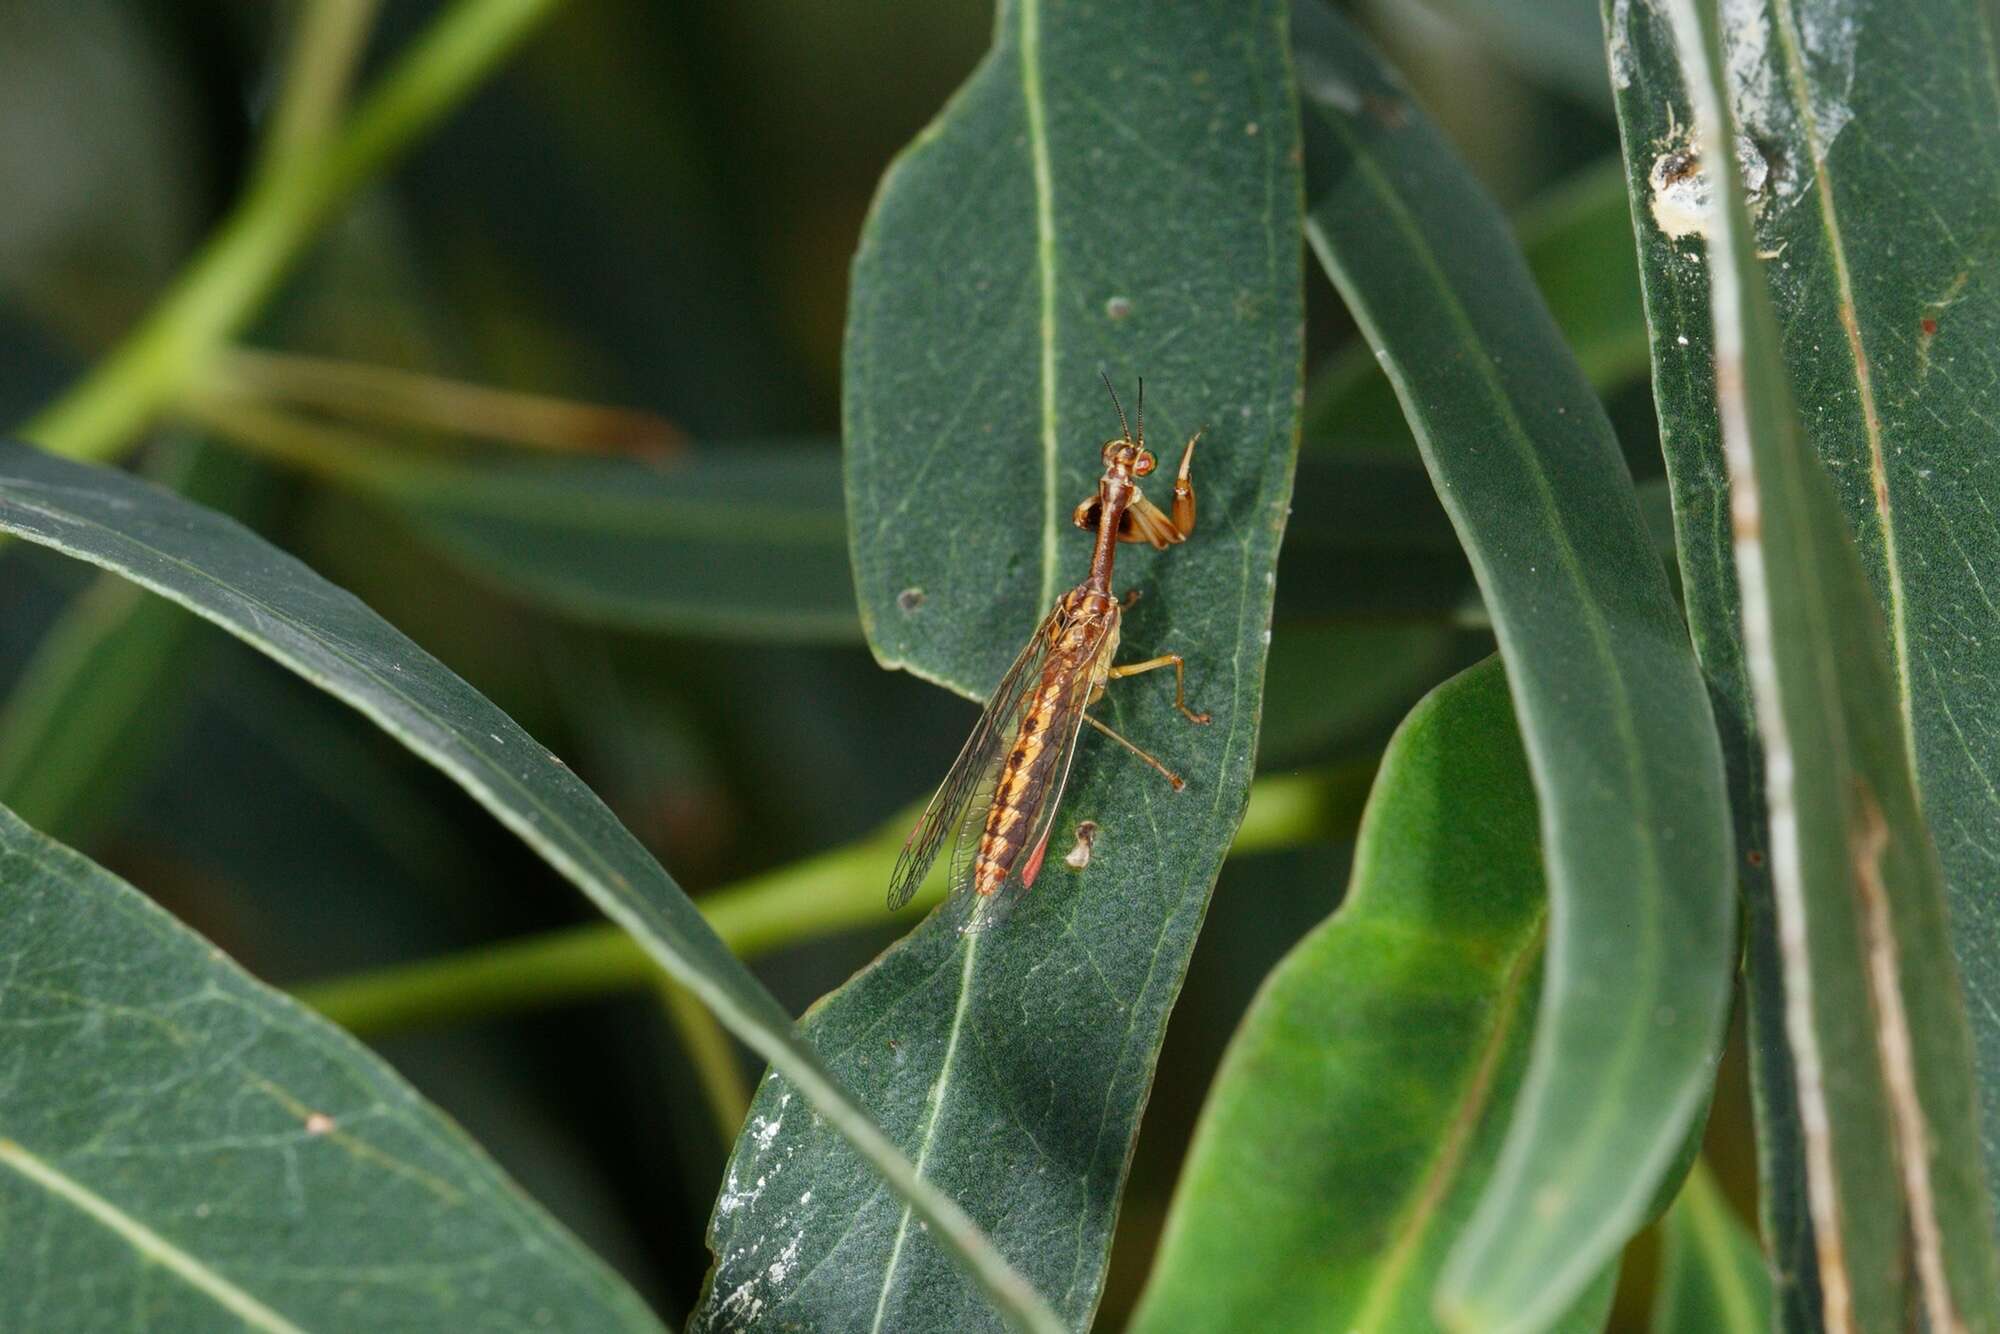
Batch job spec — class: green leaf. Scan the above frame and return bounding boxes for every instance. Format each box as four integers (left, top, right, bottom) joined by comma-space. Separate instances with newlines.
1293, 5, 1736, 1328
0, 440, 261, 844
1618, 1, 2000, 1328
1607, 0, 2000, 1240
391, 449, 858, 642
1304, 157, 1650, 450
1651, 1165, 1773, 1334
189, 400, 864, 642
698, 1, 1303, 1327
1132, 657, 1614, 1333
0, 799, 661, 1329
0, 440, 1059, 1333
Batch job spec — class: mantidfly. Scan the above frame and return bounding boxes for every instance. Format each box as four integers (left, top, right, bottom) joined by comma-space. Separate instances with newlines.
887, 377, 1209, 933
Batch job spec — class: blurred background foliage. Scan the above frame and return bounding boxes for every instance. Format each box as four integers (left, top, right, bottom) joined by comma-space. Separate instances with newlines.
0, 0, 1753, 1324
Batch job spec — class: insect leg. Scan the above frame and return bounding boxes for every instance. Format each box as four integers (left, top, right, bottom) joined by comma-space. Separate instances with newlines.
1106, 653, 1210, 724
1084, 714, 1185, 790
1170, 429, 1201, 537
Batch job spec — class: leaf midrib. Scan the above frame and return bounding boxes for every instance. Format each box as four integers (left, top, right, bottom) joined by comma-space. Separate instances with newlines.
0, 1138, 306, 1334
1019, 0, 1062, 613
1347, 912, 1548, 1332
869, 938, 984, 1332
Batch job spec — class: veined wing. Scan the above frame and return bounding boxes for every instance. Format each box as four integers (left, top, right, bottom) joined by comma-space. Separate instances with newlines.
948, 612, 1117, 934
886, 603, 1063, 910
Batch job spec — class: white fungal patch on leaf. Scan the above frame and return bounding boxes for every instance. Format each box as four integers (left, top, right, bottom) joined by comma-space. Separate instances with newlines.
1649, 140, 1714, 241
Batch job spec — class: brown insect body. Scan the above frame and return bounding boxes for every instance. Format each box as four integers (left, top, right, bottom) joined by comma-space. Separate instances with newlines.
971, 587, 1121, 898
888, 379, 1207, 933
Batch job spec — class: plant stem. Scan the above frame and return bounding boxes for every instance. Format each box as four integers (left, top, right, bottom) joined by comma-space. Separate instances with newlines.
658, 978, 753, 1144
21, 0, 563, 462
203, 347, 683, 456
297, 761, 1376, 1037
258, 0, 385, 177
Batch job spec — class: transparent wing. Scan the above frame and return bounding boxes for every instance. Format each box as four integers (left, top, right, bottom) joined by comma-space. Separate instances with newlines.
948, 621, 1114, 934
886, 604, 1063, 910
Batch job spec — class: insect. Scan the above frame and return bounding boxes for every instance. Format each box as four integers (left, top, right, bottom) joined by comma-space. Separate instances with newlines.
887, 377, 1210, 933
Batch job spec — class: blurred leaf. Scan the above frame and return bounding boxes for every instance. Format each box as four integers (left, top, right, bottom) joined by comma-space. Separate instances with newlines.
1257, 622, 1465, 767
0, 440, 260, 845
1294, 5, 1735, 1328
391, 449, 858, 642
1620, 2, 2000, 1329
698, 2, 1302, 1328
0, 0, 211, 343
0, 800, 660, 1328
1651, 1165, 1772, 1334
1132, 657, 1612, 1333
0, 440, 1058, 1331
1418, 0, 1614, 108
1304, 156, 1647, 448
190, 398, 861, 641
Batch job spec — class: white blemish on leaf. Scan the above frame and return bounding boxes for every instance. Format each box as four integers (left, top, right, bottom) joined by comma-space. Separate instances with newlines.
1650, 140, 1714, 241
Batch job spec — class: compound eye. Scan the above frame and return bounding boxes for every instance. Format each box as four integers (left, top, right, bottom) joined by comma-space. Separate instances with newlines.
1133, 450, 1156, 476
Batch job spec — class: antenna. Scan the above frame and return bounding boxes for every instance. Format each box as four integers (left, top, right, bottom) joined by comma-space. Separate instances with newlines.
1135, 377, 1146, 446
1100, 372, 1132, 442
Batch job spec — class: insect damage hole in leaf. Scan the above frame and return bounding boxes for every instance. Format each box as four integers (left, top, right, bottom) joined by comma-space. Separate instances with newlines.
700, 0, 1304, 1327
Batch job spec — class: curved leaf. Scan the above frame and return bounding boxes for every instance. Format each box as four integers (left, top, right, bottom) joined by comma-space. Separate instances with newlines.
0, 440, 261, 844
1293, 5, 1736, 1328
1304, 157, 1650, 449
0, 440, 1059, 1333
697, 1, 1303, 1328
1131, 657, 1612, 1333
1605, 0, 2000, 1296
0, 800, 660, 1329
1615, 1, 2000, 1328
1652, 1165, 1773, 1334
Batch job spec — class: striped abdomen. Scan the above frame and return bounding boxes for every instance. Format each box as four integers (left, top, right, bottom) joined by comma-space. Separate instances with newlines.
971, 599, 1116, 897
972, 667, 1074, 896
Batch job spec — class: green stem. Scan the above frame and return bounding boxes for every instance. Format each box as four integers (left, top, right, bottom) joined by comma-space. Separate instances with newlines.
298, 762, 1375, 1037
21, 0, 562, 462
658, 978, 753, 1144
258, 0, 385, 177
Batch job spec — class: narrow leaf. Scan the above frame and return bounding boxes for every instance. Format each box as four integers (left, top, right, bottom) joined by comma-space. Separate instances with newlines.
0, 440, 1059, 1333
1652, 1165, 1773, 1334
0, 800, 660, 1328
1293, 5, 1736, 1328
699, 1, 1303, 1328
0, 441, 260, 843
1605, 0, 2000, 1274
1132, 657, 1611, 1334
1636, 1, 2000, 1328
1304, 157, 1650, 448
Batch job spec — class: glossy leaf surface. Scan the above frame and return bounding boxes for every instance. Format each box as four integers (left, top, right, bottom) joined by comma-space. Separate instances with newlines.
0, 800, 660, 1329
1617, 1, 2000, 1327
0, 440, 1056, 1331
699, 1, 1303, 1327
1295, 5, 1735, 1327
1131, 658, 1611, 1334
